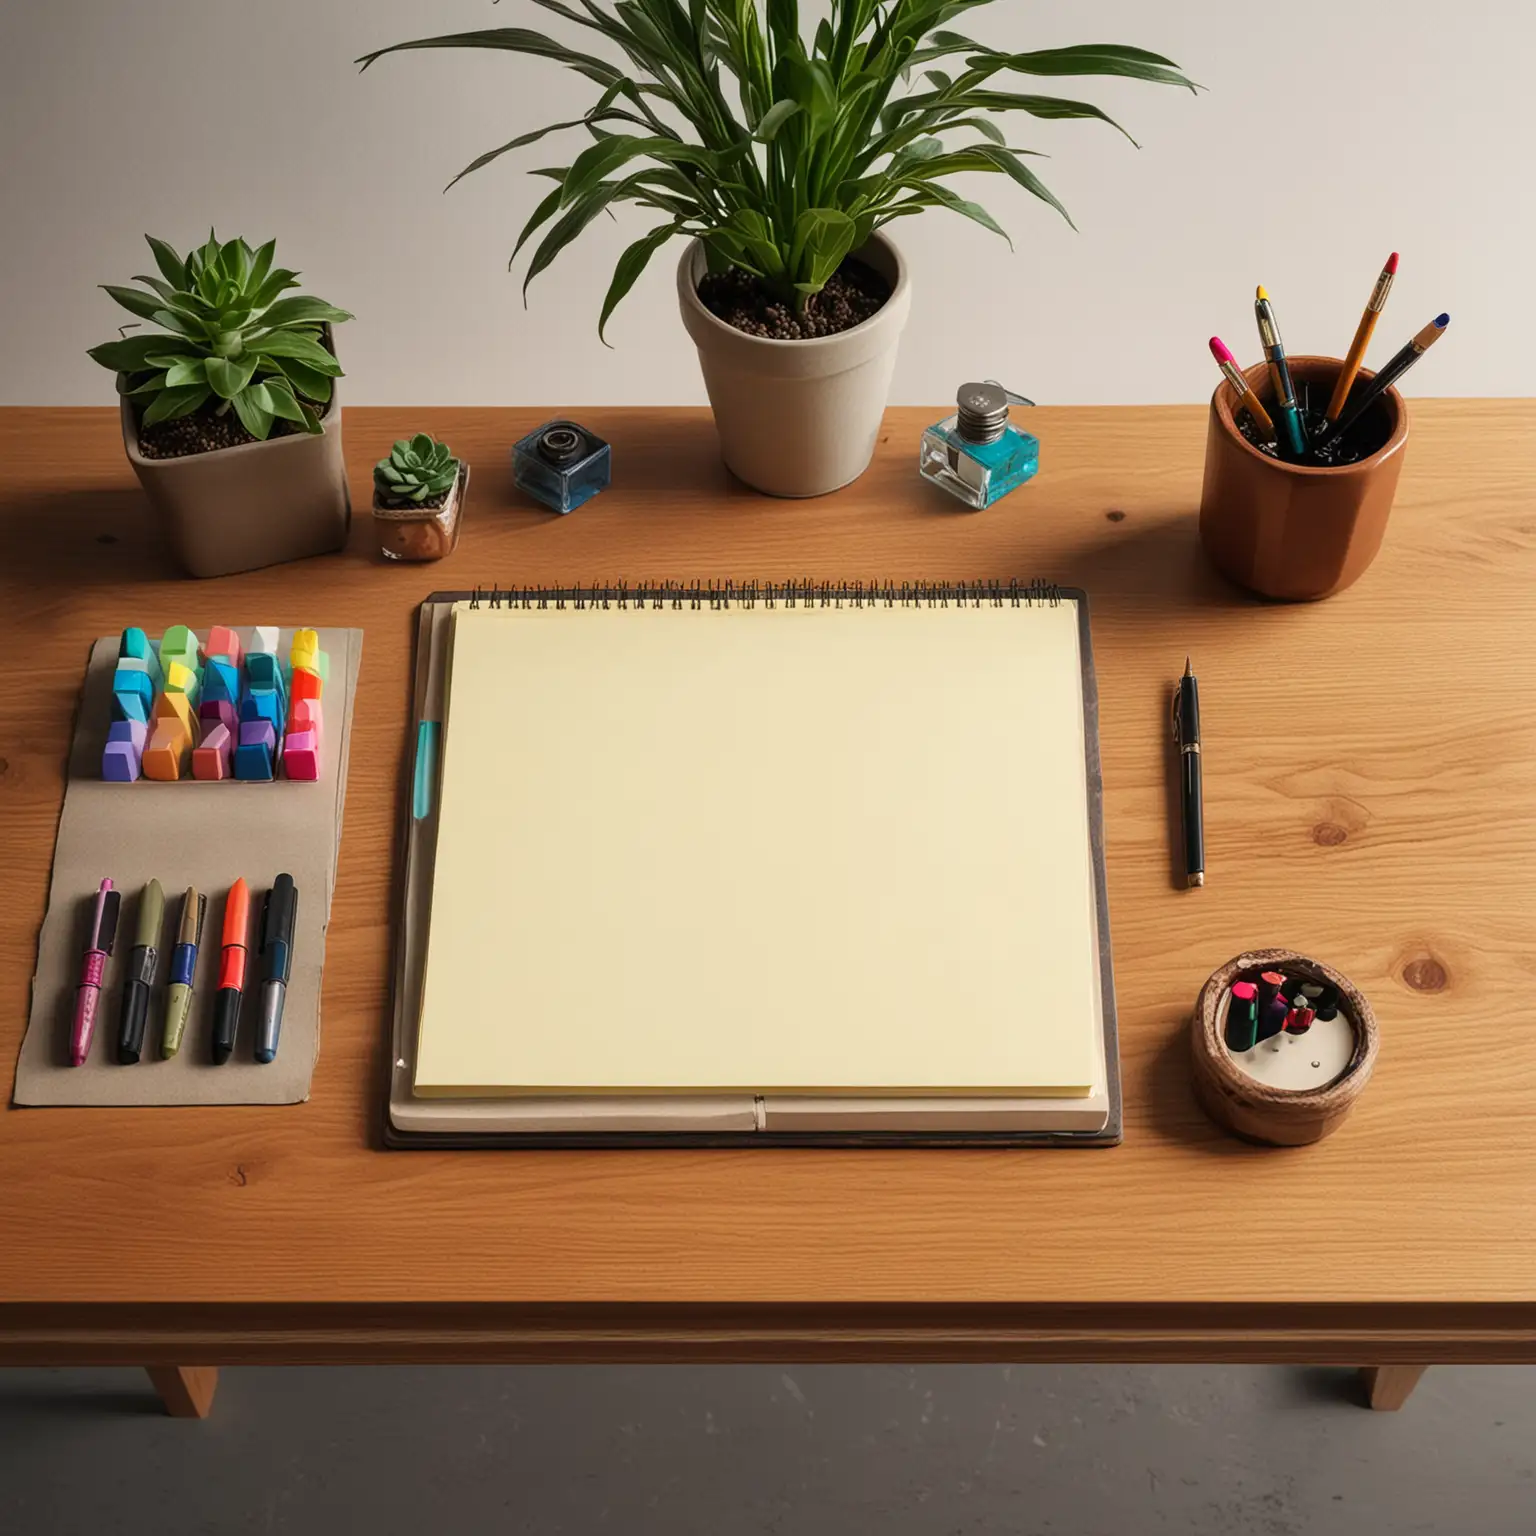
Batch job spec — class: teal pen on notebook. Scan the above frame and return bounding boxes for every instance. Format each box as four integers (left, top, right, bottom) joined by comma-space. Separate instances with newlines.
1254, 286, 1308, 461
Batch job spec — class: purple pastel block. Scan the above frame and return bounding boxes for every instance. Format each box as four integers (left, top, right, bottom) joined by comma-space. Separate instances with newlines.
102, 740, 141, 782
108, 717, 149, 750
198, 697, 237, 734
233, 719, 276, 781
281, 728, 320, 781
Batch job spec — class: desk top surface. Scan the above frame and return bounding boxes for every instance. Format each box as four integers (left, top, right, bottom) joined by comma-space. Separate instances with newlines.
3, 402, 1534, 1327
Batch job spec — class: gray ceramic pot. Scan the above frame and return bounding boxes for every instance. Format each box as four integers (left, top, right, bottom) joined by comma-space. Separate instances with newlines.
677, 231, 912, 498
120, 362, 350, 579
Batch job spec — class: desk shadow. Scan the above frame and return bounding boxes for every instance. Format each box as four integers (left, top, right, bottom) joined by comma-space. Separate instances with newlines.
1055, 510, 1256, 616
12, 488, 172, 589
1139, 1021, 1263, 1158
0, 1379, 163, 1423
1269, 1366, 1369, 1409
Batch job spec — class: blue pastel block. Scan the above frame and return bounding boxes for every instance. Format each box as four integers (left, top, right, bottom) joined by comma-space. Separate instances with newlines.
245, 652, 287, 708
119, 626, 163, 690
113, 665, 154, 705
112, 689, 148, 724
233, 720, 276, 781
203, 658, 240, 706
240, 689, 284, 731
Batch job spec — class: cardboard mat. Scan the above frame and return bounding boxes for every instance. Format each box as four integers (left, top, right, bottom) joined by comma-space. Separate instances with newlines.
13, 627, 361, 1106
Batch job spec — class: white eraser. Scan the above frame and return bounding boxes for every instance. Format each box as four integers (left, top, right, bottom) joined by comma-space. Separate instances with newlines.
248, 625, 279, 657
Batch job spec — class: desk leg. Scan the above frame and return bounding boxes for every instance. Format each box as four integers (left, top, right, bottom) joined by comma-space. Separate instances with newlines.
1360, 1365, 1428, 1411
145, 1366, 219, 1418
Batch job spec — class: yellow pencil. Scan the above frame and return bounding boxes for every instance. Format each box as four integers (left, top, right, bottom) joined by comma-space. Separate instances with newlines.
1326, 252, 1398, 425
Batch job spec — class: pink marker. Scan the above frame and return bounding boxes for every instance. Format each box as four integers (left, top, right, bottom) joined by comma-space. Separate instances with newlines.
70, 879, 121, 1066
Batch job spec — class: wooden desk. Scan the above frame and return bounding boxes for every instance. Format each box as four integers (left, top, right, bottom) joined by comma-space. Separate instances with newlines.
3, 403, 1534, 1418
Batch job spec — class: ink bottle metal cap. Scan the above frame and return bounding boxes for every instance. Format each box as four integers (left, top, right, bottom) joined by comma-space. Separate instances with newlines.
920, 381, 1039, 509
512, 419, 612, 514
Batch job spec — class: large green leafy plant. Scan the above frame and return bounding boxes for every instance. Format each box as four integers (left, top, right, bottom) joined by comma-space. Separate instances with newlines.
88, 233, 353, 440
360, 2, 1194, 337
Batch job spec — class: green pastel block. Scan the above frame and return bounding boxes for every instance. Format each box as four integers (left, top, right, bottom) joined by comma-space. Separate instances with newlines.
158, 625, 199, 672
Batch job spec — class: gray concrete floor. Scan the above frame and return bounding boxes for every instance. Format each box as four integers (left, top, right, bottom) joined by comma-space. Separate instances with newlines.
2, 1364, 1532, 1533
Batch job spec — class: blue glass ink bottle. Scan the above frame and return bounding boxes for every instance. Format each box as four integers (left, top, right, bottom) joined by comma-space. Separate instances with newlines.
513, 420, 611, 514
919, 381, 1038, 509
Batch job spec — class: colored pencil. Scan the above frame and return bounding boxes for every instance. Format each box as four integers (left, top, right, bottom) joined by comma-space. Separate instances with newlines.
1208, 337, 1276, 440
1325, 252, 1399, 426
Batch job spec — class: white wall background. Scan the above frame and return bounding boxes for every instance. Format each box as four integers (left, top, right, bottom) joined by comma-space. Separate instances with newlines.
2, 1, 1530, 406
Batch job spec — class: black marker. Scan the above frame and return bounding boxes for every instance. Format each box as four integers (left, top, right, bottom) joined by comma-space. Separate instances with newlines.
255, 874, 297, 1064
116, 879, 163, 1064
1173, 659, 1204, 888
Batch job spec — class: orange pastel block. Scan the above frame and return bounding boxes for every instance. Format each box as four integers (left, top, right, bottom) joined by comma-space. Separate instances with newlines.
153, 689, 194, 733
289, 666, 322, 704
142, 722, 189, 781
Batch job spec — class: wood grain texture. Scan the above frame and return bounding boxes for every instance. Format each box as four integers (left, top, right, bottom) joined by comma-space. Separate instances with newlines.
1362, 1365, 1429, 1410
145, 1365, 218, 1418
2, 403, 1534, 1362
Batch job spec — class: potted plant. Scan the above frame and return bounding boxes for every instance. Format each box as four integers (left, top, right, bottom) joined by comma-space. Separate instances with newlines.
360, 4, 1193, 498
88, 232, 354, 577
373, 433, 469, 562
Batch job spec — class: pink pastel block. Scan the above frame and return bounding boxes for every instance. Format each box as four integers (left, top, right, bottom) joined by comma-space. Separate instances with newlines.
287, 696, 322, 736
205, 625, 243, 665
281, 728, 321, 781
192, 722, 232, 781
198, 697, 237, 734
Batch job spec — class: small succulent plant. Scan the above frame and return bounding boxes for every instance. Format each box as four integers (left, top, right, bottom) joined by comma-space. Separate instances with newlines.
89, 231, 351, 439
375, 434, 459, 504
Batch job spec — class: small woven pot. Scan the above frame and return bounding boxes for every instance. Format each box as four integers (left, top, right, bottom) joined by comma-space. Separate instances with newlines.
1191, 948, 1378, 1146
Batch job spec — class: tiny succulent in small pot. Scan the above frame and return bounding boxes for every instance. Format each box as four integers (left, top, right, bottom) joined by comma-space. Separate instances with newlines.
91, 231, 355, 578
375, 434, 460, 506
372, 434, 468, 563
89, 231, 353, 447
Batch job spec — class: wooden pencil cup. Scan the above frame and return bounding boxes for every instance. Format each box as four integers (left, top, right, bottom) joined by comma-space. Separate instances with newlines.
1190, 948, 1379, 1146
1199, 356, 1408, 601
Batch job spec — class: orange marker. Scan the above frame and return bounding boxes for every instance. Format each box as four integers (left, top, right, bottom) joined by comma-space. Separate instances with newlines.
211, 879, 250, 1065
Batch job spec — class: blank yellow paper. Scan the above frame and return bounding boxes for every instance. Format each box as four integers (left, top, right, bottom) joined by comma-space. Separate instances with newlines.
413, 599, 1103, 1097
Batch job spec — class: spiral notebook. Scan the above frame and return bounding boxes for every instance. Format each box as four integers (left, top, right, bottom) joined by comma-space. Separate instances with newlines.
387, 585, 1119, 1146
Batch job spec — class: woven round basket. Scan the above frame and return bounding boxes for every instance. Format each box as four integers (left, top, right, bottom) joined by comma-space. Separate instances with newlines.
1191, 948, 1379, 1146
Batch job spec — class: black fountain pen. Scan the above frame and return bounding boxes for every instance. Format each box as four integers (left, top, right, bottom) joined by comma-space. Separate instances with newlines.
1173, 659, 1205, 889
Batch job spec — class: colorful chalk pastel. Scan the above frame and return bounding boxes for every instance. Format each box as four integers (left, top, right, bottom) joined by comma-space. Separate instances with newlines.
163, 658, 200, 706
205, 625, 243, 665
112, 688, 149, 725
192, 722, 233, 780
234, 719, 277, 780
198, 697, 237, 734
102, 718, 149, 782
113, 664, 155, 705
142, 723, 189, 781
240, 690, 284, 733
290, 666, 322, 704
281, 728, 320, 781
290, 629, 320, 668
158, 624, 199, 671
120, 627, 164, 690
247, 625, 279, 658
202, 657, 240, 706
287, 696, 322, 735
153, 689, 195, 734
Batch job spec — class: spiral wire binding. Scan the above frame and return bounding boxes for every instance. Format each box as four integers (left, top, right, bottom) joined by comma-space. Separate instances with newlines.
467, 580, 1062, 612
